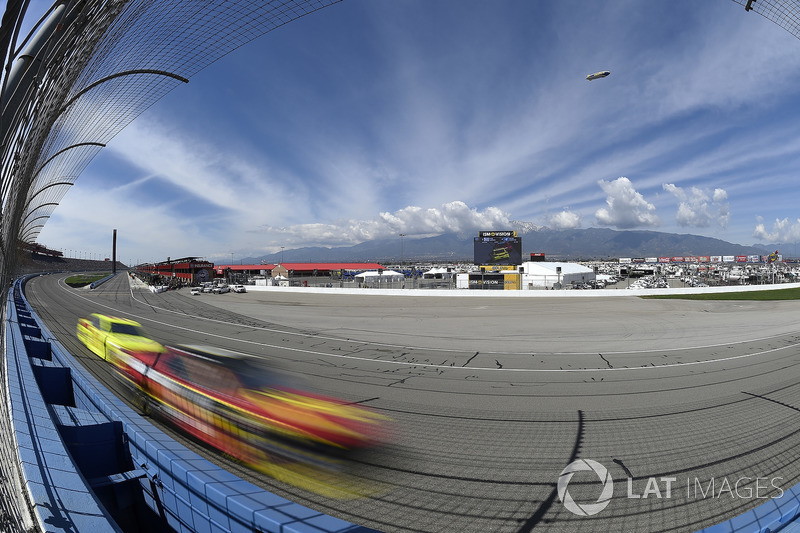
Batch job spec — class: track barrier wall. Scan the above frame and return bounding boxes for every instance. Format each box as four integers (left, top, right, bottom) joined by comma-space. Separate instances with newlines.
90, 273, 117, 289
6, 280, 122, 532
4, 276, 375, 533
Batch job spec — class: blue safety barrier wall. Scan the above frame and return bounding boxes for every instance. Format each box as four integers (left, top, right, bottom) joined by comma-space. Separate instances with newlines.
696, 487, 800, 533
90, 272, 116, 289
6, 280, 122, 531
8, 276, 377, 533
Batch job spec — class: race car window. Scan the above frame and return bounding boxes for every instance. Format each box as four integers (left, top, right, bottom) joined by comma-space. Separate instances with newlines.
183, 358, 241, 394
110, 323, 144, 336
158, 353, 189, 381
228, 359, 278, 390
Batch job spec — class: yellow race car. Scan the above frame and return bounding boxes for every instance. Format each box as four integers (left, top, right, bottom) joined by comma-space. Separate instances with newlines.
491, 247, 511, 261
77, 313, 165, 361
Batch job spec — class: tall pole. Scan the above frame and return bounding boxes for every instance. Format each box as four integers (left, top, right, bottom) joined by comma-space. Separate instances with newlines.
112, 229, 117, 274
399, 233, 405, 265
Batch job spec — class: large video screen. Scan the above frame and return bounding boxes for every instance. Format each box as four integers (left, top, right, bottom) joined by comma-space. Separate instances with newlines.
474, 232, 522, 265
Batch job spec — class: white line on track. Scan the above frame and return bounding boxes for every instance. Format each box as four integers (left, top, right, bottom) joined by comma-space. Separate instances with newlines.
54, 277, 800, 373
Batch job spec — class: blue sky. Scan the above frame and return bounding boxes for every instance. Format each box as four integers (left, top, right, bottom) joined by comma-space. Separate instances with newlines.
25, 0, 800, 264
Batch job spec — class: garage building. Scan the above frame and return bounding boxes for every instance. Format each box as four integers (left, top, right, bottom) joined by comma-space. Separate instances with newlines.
520, 262, 595, 290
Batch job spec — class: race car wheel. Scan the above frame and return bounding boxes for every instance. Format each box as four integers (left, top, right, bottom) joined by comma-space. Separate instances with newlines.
133, 391, 150, 416
140, 395, 150, 416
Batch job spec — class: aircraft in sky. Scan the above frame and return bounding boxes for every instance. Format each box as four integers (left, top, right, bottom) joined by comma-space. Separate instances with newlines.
586, 70, 610, 81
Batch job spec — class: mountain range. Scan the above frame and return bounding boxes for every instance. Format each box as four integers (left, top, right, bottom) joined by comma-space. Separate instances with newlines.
239, 227, 782, 265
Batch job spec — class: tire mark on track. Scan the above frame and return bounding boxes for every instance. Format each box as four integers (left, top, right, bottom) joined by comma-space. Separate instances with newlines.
462, 352, 479, 367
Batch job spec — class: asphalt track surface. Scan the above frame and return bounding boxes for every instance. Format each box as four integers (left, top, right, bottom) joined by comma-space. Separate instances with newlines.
23, 272, 800, 532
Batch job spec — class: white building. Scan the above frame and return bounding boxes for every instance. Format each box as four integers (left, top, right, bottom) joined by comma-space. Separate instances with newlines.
520, 262, 595, 289
354, 270, 405, 284
422, 267, 454, 280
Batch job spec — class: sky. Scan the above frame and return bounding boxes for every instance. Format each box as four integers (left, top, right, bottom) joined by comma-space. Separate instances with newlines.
22, 0, 800, 264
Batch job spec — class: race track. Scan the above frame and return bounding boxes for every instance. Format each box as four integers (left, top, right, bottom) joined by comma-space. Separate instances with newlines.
23, 272, 800, 532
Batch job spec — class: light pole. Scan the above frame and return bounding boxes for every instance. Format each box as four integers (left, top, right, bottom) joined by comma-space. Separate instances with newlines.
280, 247, 285, 264
399, 234, 405, 266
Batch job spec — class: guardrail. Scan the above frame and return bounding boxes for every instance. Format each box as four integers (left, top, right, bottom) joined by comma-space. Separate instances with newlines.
4, 276, 376, 533
5, 278, 121, 531
697, 490, 800, 533
89, 272, 117, 289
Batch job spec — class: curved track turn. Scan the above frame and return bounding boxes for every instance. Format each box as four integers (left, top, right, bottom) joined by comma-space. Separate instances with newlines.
24, 272, 800, 532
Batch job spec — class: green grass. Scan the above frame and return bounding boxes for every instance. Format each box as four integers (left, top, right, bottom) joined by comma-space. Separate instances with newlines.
65, 273, 109, 288
642, 286, 800, 301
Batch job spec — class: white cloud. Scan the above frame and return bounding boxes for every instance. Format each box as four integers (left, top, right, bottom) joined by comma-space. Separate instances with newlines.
547, 210, 581, 229
663, 184, 730, 229
644, 7, 800, 119
259, 201, 511, 248
594, 177, 659, 229
753, 217, 800, 243
105, 118, 310, 225
40, 186, 216, 264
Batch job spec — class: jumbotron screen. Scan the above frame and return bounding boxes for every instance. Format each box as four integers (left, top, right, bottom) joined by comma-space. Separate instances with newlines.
474, 231, 522, 265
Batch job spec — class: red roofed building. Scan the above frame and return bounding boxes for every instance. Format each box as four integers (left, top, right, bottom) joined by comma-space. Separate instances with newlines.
213, 264, 274, 277
138, 257, 214, 284
214, 262, 387, 282
269, 262, 386, 278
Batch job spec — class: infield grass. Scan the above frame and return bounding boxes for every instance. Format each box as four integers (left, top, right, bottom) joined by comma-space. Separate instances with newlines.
65, 273, 110, 288
642, 286, 800, 301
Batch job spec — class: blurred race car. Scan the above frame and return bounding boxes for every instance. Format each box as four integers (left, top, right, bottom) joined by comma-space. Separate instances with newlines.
76, 314, 391, 495
122, 345, 390, 478
77, 313, 165, 362
491, 245, 511, 261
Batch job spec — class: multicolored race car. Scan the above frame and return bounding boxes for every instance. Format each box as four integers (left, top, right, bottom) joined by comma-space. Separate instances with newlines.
135, 345, 389, 458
